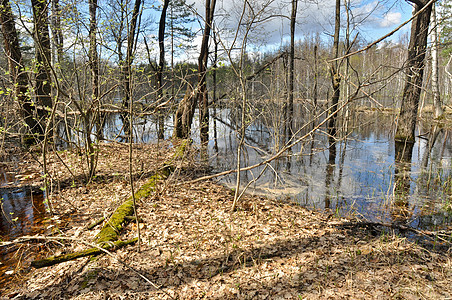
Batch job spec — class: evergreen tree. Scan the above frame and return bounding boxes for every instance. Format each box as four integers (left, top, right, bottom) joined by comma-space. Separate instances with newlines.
167, 0, 195, 67
439, 0, 452, 55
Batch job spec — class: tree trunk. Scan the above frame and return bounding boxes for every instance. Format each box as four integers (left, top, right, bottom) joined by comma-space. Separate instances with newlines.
0, 0, 41, 140
87, 0, 99, 179
157, 0, 169, 140
51, 0, 63, 65
431, 3, 443, 119
328, 0, 341, 138
89, 0, 99, 123
395, 0, 433, 143
287, 0, 297, 139
393, 140, 414, 223
173, 86, 195, 139
31, 0, 53, 139
212, 29, 218, 152
313, 44, 318, 107
198, 0, 216, 145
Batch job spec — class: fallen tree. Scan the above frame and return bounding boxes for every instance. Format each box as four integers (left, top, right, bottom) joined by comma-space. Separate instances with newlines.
31, 163, 176, 268
31, 238, 138, 268
95, 168, 171, 245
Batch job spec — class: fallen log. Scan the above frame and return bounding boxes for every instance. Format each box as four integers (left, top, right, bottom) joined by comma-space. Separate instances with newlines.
31, 143, 184, 269
31, 238, 138, 269
95, 165, 173, 245
31, 167, 172, 268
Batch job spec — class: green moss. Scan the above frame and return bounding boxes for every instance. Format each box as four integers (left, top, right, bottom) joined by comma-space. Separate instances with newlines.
31, 238, 138, 268
96, 199, 134, 244
132, 174, 162, 200
80, 269, 100, 289
95, 166, 174, 245
174, 139, 191, 159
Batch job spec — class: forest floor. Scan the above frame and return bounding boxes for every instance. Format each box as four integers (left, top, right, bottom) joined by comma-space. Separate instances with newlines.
1, 141, 452, 299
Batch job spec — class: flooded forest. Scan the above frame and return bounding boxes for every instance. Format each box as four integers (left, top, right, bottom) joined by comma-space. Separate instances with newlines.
1, 0, 452, 298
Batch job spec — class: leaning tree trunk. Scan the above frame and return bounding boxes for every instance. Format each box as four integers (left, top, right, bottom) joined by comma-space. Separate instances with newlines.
31, 0, 53, 138
395, 0, 433, 143
0, 0, 41, 140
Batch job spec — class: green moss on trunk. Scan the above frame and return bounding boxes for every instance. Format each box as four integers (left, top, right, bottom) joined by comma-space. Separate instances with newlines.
31, 145, 183, 269
31, 238, 138, 268
96, 199, 135, 244
95, 164, 174, 245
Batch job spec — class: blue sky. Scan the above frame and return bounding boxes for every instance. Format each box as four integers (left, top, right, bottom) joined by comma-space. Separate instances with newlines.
146, 0, 416, 61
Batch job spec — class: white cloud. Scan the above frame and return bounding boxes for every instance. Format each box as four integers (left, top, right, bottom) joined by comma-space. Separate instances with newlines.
379, 11, 401, 28
160, 0, 408, 59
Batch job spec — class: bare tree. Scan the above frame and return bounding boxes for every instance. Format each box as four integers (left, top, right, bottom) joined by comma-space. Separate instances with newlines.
173, 0, 216, 142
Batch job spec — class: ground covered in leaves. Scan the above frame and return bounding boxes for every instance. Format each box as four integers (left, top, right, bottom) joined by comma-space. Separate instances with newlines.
1, 142, 452, 299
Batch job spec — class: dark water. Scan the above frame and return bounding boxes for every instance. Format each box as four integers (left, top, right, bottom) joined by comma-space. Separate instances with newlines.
0, 164, 51, 289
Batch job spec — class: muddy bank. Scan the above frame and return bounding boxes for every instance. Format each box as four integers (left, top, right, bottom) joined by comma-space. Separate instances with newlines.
0, 143, 451, 299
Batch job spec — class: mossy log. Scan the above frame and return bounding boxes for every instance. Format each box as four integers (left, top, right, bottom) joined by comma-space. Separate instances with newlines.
31, 238, 138, 269
95, 166, 173, 245
31, 146, 182, 269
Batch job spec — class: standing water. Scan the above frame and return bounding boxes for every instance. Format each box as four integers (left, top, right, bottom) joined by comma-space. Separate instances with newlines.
119, 104, 452, 232
0, 161, 50, 289
2, 104, 451, 282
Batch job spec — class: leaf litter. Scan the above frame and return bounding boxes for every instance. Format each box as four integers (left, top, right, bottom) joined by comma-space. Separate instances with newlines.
1, 142, 451, 299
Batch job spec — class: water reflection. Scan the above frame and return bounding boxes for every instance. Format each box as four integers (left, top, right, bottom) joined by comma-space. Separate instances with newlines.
393, 141, 414, 224
0, 188, 46, 238
0, 166, 49, 285
58, 105, 452, 231
201, 106, 452, 230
